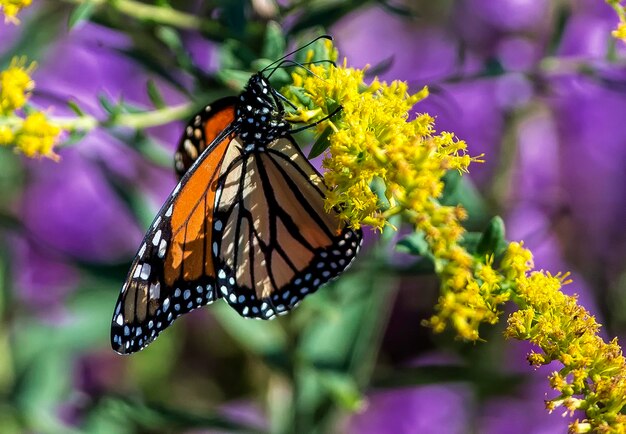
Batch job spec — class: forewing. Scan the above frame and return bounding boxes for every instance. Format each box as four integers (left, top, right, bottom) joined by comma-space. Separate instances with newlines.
111, 104, 237, 354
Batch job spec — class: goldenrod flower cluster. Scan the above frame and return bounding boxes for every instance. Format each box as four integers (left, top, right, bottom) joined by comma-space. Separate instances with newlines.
607, 0, 626, 42
284, 41, 626, 432
0, 57, 61, 160
502, 243, 626, 433
0, 0, 32, 23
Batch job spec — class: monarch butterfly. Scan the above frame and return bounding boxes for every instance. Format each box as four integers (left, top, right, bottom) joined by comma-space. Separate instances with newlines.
110, 37, 362, 355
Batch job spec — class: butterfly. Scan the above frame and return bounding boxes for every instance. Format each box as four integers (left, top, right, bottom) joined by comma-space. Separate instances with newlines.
110, 37, 362, 355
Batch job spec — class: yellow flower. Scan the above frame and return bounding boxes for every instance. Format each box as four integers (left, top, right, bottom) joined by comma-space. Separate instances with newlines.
0, 57, 63, 160
613, 22, 626, 41
14, 111, 61, 160
0, 125, 14, 145
284, 58, 477, 232
0, 0, 32, 23
607, 0, 626, 42
0, 57, 36, 115
283, 40, 626, 432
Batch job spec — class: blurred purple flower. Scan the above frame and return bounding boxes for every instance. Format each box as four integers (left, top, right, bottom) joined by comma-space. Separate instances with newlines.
11, 235, 79, 314
21, 151, 142, 262
547, 77, 626, 276
335, 7, 459, 83
459, 0, 551, 33
13, 20, 190, 305
333, 7, 502, 187
74, 351, 127, 397
58, 350, 128, 427
349, 383, 472, 434
479, 377, 571, 434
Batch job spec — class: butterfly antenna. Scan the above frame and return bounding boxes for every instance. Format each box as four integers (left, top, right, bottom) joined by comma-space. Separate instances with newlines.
266, 59, 335, 79
261, 35, 333, 74
289, 105, 343, 134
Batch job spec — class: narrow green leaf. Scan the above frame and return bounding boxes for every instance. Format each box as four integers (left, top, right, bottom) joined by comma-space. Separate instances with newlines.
318, 371, 364, 411
68, 2, 98, 29
66, 100, 85, 117
146, 80, 166, 109
101, 397, 265, 432
211, 302, 287, 357
459, 231, 482, 255
262, 21, 286, 61
307, 126, 332, 158
396, 232, 431, 257
97, 94, 117, 116
375, 0, 415, 17
364, 55, 394, 78
370, 176, 390, 211
286, 85, 313, 108
216, 69, 254, 90
476, 216, 507, 258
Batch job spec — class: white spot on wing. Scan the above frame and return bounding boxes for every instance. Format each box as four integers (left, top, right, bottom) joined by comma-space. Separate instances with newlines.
149, 282, 160, 300
152, 230, 162, 246
158, 239, 167, 258
140, 263, 151, 280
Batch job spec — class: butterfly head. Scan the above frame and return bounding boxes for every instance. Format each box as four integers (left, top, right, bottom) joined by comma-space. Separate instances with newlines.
236, 73, 290, 145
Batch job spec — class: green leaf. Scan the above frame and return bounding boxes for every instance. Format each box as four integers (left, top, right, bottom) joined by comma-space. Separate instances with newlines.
216, 0, 247, 37
440, 171, 489, 230
307, 126, 332, 158
0, 4, 66, 66
68, 1, 98, 29
216, 69, 254, 90
459, 231, 482, 255
546, 5, 571, 56
317, 371, 364, 411
100, 397, 264, 433
288, 2, 364, 35
364, 55, 394, 78
476, 216, 507, 258
97, 94, 118, 116
262, 21, 286, 61
372, 365, 524, 395
211, 303, 287, 358
66, 100, 85, 117
396, 232, 431, 258
286, 85, 313, 108
375, 0, 415, 17
146, 80, 166, 109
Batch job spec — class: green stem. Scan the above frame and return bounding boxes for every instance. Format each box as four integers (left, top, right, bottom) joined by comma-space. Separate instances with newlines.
62, 0, 227, 36
1, 101, 196, 132
105, 101, 196, 129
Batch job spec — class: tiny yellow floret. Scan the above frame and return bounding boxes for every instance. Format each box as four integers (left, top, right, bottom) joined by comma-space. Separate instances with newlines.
0, 57, 36, 115
14, 112, 61, 160
0, 0, 32, 23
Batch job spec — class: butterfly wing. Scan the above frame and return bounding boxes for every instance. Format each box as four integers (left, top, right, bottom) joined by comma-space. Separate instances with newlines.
212, 136, 362, 319
111, 99, 239, 354
174, 97, 239, 179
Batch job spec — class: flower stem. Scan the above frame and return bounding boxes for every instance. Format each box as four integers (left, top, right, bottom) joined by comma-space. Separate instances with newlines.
103, 101, 197, 129
2, 101, 196, 132
62, 0, 226, 37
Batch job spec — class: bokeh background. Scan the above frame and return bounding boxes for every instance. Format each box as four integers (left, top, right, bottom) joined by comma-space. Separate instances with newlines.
1, 1, 625, 433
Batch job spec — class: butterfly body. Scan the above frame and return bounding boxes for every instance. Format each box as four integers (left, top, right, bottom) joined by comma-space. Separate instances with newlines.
111, 67, 361, 355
